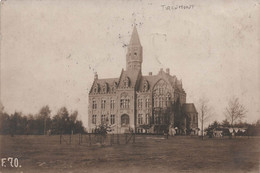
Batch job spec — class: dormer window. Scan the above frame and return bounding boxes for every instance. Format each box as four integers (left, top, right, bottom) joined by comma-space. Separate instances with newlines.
111, 82, 117, 93
102, 83, 108, 93
123, 77, 130, 88
143, 80, 149, 92
93, 83, 99, 94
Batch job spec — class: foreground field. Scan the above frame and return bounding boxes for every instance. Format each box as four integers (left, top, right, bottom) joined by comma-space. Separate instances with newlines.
0, 135, 259, 173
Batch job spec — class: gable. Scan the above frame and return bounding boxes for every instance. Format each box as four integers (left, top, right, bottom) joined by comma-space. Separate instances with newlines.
137, 70, 182, 93
117, 69, 141, 89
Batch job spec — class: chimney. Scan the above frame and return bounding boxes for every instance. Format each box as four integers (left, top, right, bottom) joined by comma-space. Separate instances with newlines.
149, 72, 152, 76
94, 72, 98, 80
166, 68, 170, 74
159, 68, 163, 74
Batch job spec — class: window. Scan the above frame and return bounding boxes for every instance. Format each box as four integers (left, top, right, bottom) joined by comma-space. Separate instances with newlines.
137, 128, 143, 133
120, 99, 124, 108
120, 98, 130, 109
124, 77, 129, 88
154, 97, 158, 107
138, 99, 142, 109
159, 97, 163, 107
121, 114, 129, 126
101, 115, 106, 124
143, 80, 149, 92
126, 98, 130, 108
92, 100, 97, 109
92, 115, 96, 124
138, 114, 143, 125
145, 98, 149, 108
101, 99, 106, 109
159, 87, 163, 94
93, 83, 99, 94
111, 82, 117, 93
110, 100, 115, 109
110, 114, 115, 125
145, 114, 149, 124
166, 94, 170, 107
154, 114, 160, 124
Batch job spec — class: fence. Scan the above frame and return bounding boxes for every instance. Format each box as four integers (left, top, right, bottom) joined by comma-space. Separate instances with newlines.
59, 133, 136, 146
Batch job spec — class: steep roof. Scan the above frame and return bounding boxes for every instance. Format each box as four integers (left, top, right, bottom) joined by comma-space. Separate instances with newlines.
118, 69, 141, 89
137, 69, 184, 92
89, 77, 118, 94
95, 78, 118, 86
182, 103, 198, 113
129, 26, 141, 46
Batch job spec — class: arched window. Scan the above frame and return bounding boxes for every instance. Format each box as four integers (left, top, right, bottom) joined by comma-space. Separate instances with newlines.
153, 80, 172, 108
121, 114, 129, 126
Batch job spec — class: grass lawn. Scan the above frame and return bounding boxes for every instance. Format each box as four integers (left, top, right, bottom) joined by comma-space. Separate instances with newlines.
0, 135, 259, 173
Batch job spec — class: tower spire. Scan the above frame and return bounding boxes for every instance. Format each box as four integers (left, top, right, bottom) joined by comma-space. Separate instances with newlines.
126, 26, 143, 72
129, 25, 141, 46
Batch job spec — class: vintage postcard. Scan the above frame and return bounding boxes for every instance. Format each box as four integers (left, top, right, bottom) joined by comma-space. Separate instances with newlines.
0, 0, 259, 172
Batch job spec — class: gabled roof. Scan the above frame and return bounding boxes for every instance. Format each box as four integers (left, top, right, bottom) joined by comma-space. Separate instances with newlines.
137, 69, 184, 93
182, 103, 197, 113
118, 69, 141, 89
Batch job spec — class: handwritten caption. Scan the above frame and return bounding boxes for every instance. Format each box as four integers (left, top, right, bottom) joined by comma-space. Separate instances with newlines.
1, 157, 22, 168
161, 4, 194, 11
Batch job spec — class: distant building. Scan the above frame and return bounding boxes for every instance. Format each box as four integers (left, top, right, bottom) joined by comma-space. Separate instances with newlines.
88, 26, 198, 134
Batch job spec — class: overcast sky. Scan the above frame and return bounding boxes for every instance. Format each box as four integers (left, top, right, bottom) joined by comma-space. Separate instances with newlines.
1, 0, 259, 127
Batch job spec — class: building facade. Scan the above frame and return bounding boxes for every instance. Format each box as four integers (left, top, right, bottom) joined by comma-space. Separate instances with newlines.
88, 26, 198, 134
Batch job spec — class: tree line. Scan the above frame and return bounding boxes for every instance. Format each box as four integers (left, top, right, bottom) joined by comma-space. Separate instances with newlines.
0, 105, 85, 136
197, 96, 260, 137
205, 119, 260, 136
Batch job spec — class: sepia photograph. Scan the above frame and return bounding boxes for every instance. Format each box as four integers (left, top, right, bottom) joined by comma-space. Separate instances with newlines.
0, 0, 259, 172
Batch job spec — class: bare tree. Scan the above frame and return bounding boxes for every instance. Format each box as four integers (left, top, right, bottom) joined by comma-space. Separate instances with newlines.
198, 97, 213, 139
0, 101, 4, 114
224, 97, 247, 126
38, 105, 51, 135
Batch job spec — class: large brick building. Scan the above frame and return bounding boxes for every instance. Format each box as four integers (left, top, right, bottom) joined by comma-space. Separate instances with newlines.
88, 26, 198, 134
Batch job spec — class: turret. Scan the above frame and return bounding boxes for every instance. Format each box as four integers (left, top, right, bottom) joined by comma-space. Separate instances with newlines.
126, 26, 143, 72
